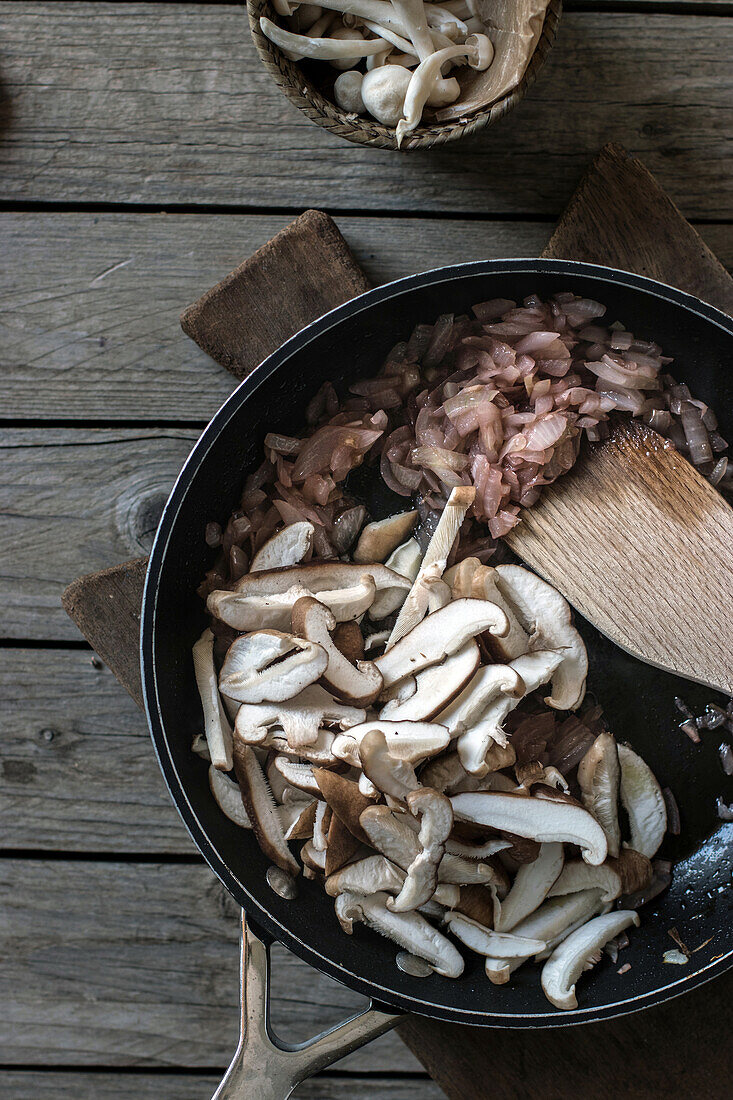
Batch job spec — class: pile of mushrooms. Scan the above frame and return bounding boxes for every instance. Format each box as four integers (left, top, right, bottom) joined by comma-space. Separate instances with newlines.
258, 1, 495, 143
195, 485, 671, 1009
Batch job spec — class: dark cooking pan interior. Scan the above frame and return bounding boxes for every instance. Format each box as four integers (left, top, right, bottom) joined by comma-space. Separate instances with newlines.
142, 259, 733, 1027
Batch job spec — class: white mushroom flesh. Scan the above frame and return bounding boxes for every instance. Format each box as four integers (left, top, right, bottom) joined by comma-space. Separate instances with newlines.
381, 641, 480, 721
338, 890, 464, 977
540, 910, 640, 1010
444, 912, 546, 957
219, 630, 327, 703
494, 843, 564, 931
494, 565, 588, 710
373, 598, 508, 688
451, 792, 608, 866
192, 628, 233, 771
547, 860, 622, 904
577, 732, 622, 858
353, 511, 418, 563
250, 521, 314, 572
618, 744, 667, 858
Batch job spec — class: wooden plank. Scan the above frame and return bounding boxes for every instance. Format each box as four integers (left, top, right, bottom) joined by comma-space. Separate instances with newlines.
0, 858, 419, 1073
0, 1072, 443, 1100
181, 210, 370, 378
0, 428, 198, 640
0, 214, 545, 422
544, 143, 733, 314
62, 559, 148, 709
2, 212, 731, 423
0, 6, 730, 217
0, 648, 193, 853
399, 972, 733, 1099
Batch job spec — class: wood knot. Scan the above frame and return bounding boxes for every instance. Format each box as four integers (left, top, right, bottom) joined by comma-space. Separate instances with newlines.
116, 481, 169, 554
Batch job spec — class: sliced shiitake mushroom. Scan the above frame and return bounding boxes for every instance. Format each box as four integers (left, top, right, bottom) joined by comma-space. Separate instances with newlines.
373, 599, 509, 689
451, 791, 608, 866
444, 912, 546, 958
445, 558, 530, 662
577, 732, 621, 858
494, 842, 564, 931
208, 577, 376, 632
232, 740, 299, 876
353, 511, 418, 564
219, 629, 328, 703
336, 890, 465, 977
540, 910, 639, 1010
332, 720, 450, 767
618, 744, 667, 858
292, 596, 383, 706
494, 565, 588, 711
250, 521, 314, 572
234, 683, 365, 750
192, 628, 233, 771
380, 642, 481, 722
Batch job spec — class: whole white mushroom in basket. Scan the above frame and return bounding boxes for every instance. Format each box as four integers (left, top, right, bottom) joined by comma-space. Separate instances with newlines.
396, 34, 494, 145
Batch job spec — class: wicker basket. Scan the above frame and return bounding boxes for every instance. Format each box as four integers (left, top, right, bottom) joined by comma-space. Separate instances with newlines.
247, 0, 562, 151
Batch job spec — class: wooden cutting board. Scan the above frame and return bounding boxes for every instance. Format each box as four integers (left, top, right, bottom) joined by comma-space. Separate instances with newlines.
62, 144, 733, 1099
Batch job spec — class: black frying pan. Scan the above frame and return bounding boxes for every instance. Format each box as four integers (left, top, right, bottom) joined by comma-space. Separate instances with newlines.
141, 260, 733, 1078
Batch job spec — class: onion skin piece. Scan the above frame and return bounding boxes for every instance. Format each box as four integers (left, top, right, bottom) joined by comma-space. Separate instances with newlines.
541, 910, 639, 1010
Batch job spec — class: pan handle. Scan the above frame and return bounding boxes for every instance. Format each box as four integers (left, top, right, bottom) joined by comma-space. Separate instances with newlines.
212, 912, 402, 1100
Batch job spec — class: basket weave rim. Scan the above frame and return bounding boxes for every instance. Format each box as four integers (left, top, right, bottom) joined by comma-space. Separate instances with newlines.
247, 0, 563, 150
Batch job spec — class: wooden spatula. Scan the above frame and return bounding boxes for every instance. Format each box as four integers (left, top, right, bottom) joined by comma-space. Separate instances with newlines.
504, 420, 733, 696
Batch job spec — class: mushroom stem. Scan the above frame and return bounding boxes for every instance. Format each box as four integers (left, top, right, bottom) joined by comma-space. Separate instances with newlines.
390, 0, 434, 61
192, 628, 233, 771
395, 35, 493, 146
260, 17, 390, 60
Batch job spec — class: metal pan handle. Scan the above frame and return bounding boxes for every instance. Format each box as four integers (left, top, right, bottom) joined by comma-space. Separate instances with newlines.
212, 912, 402, 1100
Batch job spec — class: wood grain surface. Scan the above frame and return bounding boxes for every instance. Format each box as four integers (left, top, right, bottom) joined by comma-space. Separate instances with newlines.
2, 0, 732, 1095
544, 143, 733, 315
0, 6, 731, 216
2, 213, 731, 422
181, 210, 370, 377
0, 428, 197, 640
0, 1074, 442, 1100
0, 858, 415, 1074
506, 421, 733, 694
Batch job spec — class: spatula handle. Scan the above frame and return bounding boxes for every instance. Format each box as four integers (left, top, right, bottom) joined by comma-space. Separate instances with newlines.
212, 913, 402, 1100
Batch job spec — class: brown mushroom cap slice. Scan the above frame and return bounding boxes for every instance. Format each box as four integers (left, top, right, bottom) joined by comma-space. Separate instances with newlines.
192, 628, 233, 771
234, 683, 366, 750
444, 912, 547, 958
332, 720, 449, 767
250, 521, 314, 572
232, 740, 299, 875
577, 732, 622, 858
353, 511, 418, 564
313, 767, 375, 846
541, 910, 640, 1010
324, 812, 362, 877
219, 629, 328, 703
451, 791, 608, 865
618, 744, 667, 858
332, 620, 365, 664
388, 788, 454, 913
381, 642, 481, 722
373, 599, 509, 690
547, 860, 623, 904
445, 558, 530, 662
208, 577, 376, 632
494, 565, 588, 711
336, 890, 465, 978
494, 843, 564, 932
292, 596, 383, 706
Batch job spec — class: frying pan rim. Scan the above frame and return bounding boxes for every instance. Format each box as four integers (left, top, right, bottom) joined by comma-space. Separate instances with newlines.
141, 257, 733, 1027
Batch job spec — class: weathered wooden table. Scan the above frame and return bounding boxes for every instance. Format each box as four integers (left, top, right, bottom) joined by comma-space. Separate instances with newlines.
1, 3, 732, 1097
